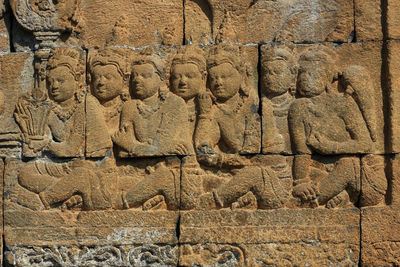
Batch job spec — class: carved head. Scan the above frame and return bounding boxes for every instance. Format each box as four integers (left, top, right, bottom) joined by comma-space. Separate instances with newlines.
47, 48, 84, 104
88, 48, 129, 104
131, 53, 165, 100
261, 46, 297, 97
297, 46, 337, 98
170, 46, 207, 101
207, 44, 243, 102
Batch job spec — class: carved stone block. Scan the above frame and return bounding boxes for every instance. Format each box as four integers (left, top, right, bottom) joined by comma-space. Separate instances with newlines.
80, 0, 183, 48
361, 206, 400, 266
248, 0, 354, 43
355, 0, 382, 41
180, 209, 360, 266
185, 0, 354, 44
181, 155, 292, 210
261, 42, 384, 155
4, 157, 180, 265
0, 52, 34, 157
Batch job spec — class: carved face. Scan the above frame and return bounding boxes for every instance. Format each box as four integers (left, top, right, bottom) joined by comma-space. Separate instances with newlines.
47, 66, 76, 103
208, 63, 241, 102
131, 63, 160, 100
170, 63, 205, 101
91, 65, 123, 103
262, 59, 293, 96
297, 61, 328, 97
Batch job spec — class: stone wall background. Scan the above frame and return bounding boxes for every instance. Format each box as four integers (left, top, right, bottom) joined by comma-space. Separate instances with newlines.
0, 0, 399, 266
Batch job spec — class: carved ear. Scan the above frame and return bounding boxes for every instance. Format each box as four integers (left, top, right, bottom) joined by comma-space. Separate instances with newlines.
75, 73, 81, 82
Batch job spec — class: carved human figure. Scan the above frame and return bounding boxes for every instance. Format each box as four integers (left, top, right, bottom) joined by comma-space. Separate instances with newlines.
261, 45, 296, 154
340, 65, 387, 206
88, 48, 129, 136
193, 44, 288, 210
195, 44, 260, 158
170, 45, 207, 138
289, 46, 373, 208
112, 53, 193, 156
15, 48, 112, 209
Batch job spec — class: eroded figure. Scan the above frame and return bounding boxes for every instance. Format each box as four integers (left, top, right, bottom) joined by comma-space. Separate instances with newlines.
112, 52, 193, 156
261, 45, 296, 154
289, 46, 384, 208
194, 44, 289, 210
340, 65, 387, 206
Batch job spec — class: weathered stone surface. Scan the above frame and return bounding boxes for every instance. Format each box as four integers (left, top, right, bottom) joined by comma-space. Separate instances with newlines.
361, 206, 400, 266
391, 154, 400, 207
0, 52, 33, 157
185, 0, 354, 44
80, 0, 183, 48
389, 40, 400, 153
0, 8, 10, 53
0, 158, 3, 265
180, 209, 360, 265
388, 0, 400, 39
355, 0, 382, 41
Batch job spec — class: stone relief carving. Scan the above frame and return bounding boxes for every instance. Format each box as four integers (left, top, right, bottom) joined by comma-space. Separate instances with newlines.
261, 45, 296, 154
289, 46, 386, 208
5, 244, 178, 266
4, 44, 388, 214
10, 0, 80, 32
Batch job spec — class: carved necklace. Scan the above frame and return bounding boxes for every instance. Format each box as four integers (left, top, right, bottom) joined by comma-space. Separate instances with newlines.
136, 95, 163, 118
103, 100, 123, 122
216, 96, 244, 115
51, 101, 79, 122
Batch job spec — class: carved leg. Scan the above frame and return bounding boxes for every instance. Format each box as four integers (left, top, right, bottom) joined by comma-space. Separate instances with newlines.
124, 163, 179, 209
213, 166, 264, 208
318, 157, 360, 206
18, 163, 56, 194
39, 167, 111, 210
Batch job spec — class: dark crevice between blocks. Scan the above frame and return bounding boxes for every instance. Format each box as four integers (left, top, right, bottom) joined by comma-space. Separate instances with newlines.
257, 43, 263, 155
84, 48, 89, 159
358, 155, 363, 267
352, 0, 357, 43
182, 0, 186, 45
2, 158, 5, 267
5, 1, 15, 53
176, 155, 183, 267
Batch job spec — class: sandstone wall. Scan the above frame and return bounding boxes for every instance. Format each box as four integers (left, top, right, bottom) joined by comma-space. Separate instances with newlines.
0, 0, 398, 266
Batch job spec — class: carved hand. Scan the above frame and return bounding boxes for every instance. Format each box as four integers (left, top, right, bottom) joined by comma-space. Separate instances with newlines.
197, 152, 222, 167
27, 136, 51, 153
198, 91, 212, 115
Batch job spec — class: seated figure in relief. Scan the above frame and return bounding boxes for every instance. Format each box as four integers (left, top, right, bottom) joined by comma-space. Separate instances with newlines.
169, 46, 209, 209
112, 52, 193, 156
261, 45, 296, 154
194, 44, 289, 210
289, 46, 385, 208
15, 48, 113, 210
